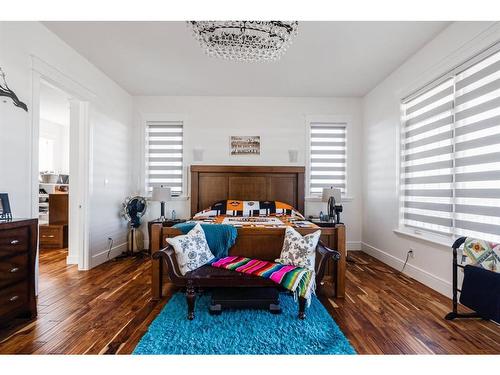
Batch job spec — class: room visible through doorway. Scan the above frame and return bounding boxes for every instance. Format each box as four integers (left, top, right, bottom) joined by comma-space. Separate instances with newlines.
38, 81, 70, 263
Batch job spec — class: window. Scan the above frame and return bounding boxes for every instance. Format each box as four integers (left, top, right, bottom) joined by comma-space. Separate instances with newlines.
145, 120, 184, 196
308, 120, 347, 196
400, 44, 500, 243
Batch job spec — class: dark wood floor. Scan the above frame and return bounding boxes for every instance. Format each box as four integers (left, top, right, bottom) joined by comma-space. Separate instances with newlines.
0, 249, 498, 354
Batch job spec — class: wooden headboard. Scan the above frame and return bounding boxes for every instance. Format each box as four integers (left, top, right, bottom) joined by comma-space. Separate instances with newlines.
190, 165, 305, 217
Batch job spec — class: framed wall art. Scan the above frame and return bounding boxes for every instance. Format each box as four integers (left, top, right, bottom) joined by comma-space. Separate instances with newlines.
0, 193, 12, 220
230, 136, 260, 155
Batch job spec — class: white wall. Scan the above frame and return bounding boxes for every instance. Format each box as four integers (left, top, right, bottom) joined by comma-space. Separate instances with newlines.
0, 22, 134, 267
134, 96, 363, 250
361, 21, 500, 296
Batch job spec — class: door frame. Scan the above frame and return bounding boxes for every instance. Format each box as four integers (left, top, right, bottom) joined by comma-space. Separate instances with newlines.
30, 56, 95, 270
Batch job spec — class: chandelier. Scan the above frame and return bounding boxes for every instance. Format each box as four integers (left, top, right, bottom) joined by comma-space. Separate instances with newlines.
188, 21, 299, 62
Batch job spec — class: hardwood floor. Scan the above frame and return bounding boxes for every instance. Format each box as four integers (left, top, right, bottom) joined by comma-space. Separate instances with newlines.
0, 249, 171, 354
0, 249, 498, 354
322, 253, 499, 354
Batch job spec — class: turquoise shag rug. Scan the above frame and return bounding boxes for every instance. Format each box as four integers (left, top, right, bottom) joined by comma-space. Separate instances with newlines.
133, 292, 355, 355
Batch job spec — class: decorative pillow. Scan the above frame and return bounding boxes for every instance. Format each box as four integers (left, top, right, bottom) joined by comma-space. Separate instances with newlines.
166, 223, 215, 275
276, 226, 321, 271
193, 200, 305, 220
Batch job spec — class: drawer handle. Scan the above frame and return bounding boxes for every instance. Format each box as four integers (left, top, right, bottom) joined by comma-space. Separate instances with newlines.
10, 239, 20, 245
10, 267, 19, 273
9, 295, 19, 302
42, 235, 55, 238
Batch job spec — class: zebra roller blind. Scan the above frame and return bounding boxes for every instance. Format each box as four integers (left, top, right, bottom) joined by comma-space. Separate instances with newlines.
401, 44, 500, 242
145, 120, 183, 196
309, 121, 347, 196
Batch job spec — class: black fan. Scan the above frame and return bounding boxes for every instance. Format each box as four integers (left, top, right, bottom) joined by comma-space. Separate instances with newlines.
116, 196, 148, 259
122, 196, 147, 228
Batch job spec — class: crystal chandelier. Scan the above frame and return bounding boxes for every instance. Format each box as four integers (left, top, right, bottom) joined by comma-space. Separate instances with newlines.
188, 21, 299, 62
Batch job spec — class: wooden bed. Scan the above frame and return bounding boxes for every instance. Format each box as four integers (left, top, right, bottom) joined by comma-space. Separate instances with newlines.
150, 165, 346, 300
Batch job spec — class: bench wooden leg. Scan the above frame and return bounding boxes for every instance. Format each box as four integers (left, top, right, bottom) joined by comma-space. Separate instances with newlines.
298, 297, 306, 320
186, 280, 196, 320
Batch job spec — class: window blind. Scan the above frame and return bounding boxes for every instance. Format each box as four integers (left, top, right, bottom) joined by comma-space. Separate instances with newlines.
401, 45, 500, 243
309, 122, 347, 196
145, 120, 183, 196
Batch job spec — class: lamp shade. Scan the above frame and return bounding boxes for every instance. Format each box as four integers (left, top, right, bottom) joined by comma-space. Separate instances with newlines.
152, 185, 171, 202
322, 187, 342, 204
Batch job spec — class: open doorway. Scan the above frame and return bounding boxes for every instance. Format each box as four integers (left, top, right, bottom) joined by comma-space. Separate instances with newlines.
38, 81, 70, 259
31, 57, 92, 274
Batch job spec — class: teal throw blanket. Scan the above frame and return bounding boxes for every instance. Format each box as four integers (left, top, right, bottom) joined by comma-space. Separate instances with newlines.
172, 223, 238, 258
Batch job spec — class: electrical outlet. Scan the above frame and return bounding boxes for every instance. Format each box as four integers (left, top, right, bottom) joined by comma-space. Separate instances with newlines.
408, 248, 415, 258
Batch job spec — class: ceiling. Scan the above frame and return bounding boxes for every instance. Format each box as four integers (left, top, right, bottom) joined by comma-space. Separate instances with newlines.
40, 81, 70, 126
44, 21, 450, 97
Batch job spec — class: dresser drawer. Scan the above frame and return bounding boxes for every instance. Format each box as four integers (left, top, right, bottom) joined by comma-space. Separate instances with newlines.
0, 227, 29, 257
0, 253, 29, 289
0, 281, 29, 320
40, 226, 60, 243
40, 225, 67, 249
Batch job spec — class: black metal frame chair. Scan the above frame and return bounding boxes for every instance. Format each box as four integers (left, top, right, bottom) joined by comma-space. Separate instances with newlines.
444, 236, 481, 320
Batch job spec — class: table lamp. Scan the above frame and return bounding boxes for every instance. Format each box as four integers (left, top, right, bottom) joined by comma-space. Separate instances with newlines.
152, 185, 171, 221
322, 187, 343, 223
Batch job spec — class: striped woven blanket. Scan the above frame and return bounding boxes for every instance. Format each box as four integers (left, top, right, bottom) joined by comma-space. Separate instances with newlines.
209, 256, 315, 303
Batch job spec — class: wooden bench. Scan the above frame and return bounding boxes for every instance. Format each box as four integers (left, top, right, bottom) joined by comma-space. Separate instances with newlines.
152, 241, 340, 320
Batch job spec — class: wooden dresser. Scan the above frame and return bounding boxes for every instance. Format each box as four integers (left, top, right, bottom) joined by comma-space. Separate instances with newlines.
0, 218, 38, 325
40, 194, 68, 249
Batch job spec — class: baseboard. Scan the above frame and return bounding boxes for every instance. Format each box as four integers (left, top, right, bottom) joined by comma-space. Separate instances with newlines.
347, 241, 362, 251
361, 242, 452, 298
91, 242, 128, 268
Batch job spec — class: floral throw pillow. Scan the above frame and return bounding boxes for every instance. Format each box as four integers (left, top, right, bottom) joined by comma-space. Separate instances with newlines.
276, 227, 321, 271
166, 223, 215, 275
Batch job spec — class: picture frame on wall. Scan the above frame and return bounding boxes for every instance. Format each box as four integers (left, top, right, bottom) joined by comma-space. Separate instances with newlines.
0, 193, 12, 220
230, 136, 260, 155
